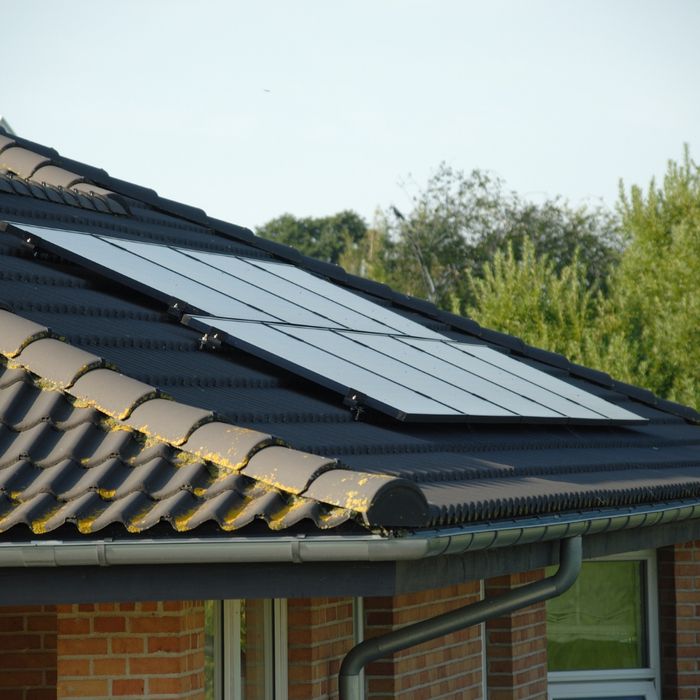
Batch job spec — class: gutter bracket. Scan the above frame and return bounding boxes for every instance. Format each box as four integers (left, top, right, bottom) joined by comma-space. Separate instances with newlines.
338, 536, 583, 700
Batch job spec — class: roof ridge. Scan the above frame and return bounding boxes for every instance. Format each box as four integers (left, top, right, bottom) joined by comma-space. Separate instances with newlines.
0, 309, 429, 528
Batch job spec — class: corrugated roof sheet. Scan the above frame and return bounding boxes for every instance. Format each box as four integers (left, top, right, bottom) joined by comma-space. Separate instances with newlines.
2, 126, 700, 534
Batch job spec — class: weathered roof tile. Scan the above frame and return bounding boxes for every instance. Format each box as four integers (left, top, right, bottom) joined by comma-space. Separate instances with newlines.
182, 422, 278, 471
242, 446, 338, 495
0, 134, 15, 154
304, 471, 430, 527
15, 337, 103, 389
0, 147, 50, 179
0, 310, 49, 357
123, 398, 212, 445
31, 165, 84, 189
68, 369, 157, 420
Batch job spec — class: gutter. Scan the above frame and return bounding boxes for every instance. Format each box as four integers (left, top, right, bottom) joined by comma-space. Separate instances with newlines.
0, 498, 698, 567
338, 536, 582, 700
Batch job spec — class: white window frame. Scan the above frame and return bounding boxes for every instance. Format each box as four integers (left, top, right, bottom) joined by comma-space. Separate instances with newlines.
547, 550, 660, 700
549, 679, 657, 700
352, 597, 365, 700
209, 598, 288, 700
480, 579, 488, 700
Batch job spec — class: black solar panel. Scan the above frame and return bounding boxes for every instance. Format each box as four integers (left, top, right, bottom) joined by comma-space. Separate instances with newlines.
11, 223, 646, 425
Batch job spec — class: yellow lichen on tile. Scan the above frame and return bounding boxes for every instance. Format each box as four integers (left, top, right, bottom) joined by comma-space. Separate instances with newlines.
173, 450, 203, 467
173, 507, 198, 531
30, 503, 64, 534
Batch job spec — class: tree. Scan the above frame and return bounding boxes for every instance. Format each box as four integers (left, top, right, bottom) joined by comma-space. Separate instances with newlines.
594, 147, 700, 406
256, 211, 368, 265
467, 238, 602, 366
376, 164, 621, 313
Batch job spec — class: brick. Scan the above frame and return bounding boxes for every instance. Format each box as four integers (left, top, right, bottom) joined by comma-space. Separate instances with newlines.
27, 690, 58, 700
93, 616, 126, 633
57, 617, 90, 635
130, 655, 183, 675
58, 637, 108, 655
112, 636, 145, 654
113, 678, 145, 696
130, 615, 184, 633
57, 678, 109, 696
148, 676, 186, 694
26, 615, 56, 632
0, 670, 46, 687
58, 657, 91, 676
93, 657, 127, 676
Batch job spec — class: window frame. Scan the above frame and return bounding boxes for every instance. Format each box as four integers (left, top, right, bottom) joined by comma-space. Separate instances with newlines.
547, 549, 660, 700
208, 598, 288, 700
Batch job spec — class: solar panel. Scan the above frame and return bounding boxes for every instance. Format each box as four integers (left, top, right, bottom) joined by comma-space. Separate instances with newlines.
16, 225, 275, 321
12, 223, 647, 425
183, 317, 462, 420
245, 257, 446, 339
341, 332, 594, 419
168, 247, 397, 334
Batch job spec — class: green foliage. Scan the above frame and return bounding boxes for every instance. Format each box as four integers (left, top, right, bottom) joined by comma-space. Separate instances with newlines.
467, 239, 602, 366
377, 164, 620, 311
597, 147, 700, 406
468, 148, 700, 409
256, 210, 368, 265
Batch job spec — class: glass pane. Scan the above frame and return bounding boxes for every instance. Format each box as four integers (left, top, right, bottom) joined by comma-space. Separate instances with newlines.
242, 600, 270, 700
547, 560, 646, 671
204, 601, 220, 700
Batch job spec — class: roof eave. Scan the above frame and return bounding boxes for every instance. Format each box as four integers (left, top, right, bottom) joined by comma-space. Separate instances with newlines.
2, 497, 699, 568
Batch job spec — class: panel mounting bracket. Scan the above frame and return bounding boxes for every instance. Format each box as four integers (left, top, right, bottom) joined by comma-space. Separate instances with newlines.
343, 390, 367, 421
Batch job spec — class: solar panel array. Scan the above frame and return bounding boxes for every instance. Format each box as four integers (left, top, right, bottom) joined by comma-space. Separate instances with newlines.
12, 223, 645, 424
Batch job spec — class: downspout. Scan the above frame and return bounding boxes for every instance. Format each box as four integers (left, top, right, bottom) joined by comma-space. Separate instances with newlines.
338, 535, 582, 700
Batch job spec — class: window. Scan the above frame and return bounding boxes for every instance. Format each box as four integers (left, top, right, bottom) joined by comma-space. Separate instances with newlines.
546, 551, 660, 700
205, 599, 288, 700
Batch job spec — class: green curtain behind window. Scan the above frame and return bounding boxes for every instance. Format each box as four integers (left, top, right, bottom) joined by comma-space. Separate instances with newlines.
547, 560, 646, 671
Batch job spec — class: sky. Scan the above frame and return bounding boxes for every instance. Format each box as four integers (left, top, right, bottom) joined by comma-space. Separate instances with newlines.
3, 0, 700, 231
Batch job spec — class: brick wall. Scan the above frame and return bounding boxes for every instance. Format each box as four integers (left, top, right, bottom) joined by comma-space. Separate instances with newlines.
287, 597, 355, 700
659, 540, 700, 700
56, 601, 205, 699
485, 569, 547, 700
0, 605, 57, 700
364, 581, 483, 700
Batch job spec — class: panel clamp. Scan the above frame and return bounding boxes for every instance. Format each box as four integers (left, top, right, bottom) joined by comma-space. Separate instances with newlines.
199, 332, 222, 351
343, 390, 367, 421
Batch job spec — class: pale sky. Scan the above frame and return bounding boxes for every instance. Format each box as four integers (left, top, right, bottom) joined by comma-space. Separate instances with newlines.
3, 0, 699, 231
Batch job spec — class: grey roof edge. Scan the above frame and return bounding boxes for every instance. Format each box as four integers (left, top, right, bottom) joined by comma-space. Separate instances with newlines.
0, 309, 429, 528
1, 497, 700, 567
4, 128, 696, 424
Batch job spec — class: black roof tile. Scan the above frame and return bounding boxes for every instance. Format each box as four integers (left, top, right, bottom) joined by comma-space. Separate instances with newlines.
32, 165, 84, 189
0, 309, 49, 357
0, 135, 15, 154
15, 337, 103, 389
123, 398, 213, 446
67, 369, 158, 420
0, 147, 51, 179
242, 446, 339, 495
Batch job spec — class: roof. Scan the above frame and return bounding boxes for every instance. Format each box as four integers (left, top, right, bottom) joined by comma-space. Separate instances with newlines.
0, 310, 426, 536
2, 126, 700, 540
